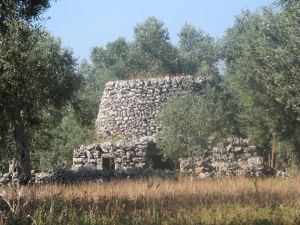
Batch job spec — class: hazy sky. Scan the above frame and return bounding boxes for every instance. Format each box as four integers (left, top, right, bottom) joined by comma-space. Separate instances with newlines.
44, 0, 275, 60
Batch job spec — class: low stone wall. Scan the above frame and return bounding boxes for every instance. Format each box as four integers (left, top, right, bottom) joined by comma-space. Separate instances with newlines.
0, 136, 283, 186
0, 169, 180, 186
72, 136, 280, 178
72, 136, 157, 174
0, 170, 106, 186
179, 137, 274, 178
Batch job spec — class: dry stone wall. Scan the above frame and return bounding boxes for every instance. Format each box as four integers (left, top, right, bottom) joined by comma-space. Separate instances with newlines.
72, 136, 157, 174
96, 75, 207, 139
179, 137, 274, 178
69, 75, 275, 179
72, 75, 210, 175
0, 75, 281, 185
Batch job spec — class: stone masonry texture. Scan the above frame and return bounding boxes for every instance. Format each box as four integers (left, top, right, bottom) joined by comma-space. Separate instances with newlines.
95, 75, 207, 139
0, 76, 280, 185
70, 75, 272, 178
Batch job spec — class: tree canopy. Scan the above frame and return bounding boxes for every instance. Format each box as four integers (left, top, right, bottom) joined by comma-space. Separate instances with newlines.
91, 17, 219, 79
0, 0, 81, 183
223, 0, 300, 168
178, 23, 220, 76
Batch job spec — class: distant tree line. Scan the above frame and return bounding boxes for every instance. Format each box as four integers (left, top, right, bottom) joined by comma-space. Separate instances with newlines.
0, 0, 299, 183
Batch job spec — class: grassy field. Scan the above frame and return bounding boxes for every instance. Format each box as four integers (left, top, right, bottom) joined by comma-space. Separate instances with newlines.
1, 177, 300, 225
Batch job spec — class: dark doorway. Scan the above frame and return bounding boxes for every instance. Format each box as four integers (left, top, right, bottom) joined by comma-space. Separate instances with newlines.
146, 142, 176, 169
149, 154, 175, 169
102, 157, 115, 171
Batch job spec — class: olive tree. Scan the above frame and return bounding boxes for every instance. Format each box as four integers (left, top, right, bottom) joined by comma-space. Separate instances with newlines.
0, 0, 81, 184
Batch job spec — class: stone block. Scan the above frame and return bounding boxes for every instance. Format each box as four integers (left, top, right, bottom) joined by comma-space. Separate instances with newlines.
136, 163, 147, 168
73, 158, 85, 165
247, 157, 263, 166
101, 153, 113, 158
114, 157, 122, 163
132, 157, 146, 163
136, 151, 147, 157
114, 163, 121, 170
126, 151, 134, 159
74, 150, 87, 158
179, 157, 194, 172
88, 159, 97, 164
233, 146, 243, 153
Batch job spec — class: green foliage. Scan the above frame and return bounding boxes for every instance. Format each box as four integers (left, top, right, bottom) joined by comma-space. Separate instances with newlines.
1, 28, 81, 112
72, 60, 110, 126
34, 111, 93, 171
0, 1, 81, 176
276, 140, 300, 171
0, 28, 81, 131
27, 59, 116, 171
30, 57, 120, 170
133, 17, 178, 75
223, 0, 300, 166
157, 81, 239, 160
0, 0, 51, 32
91, 38, 132, 79
91, 17, 220, 80
178, 23, 220, 76
91, 17, 178, 79
158, 93, 207, 160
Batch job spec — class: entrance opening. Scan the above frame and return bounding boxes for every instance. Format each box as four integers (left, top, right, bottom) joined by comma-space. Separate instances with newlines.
147, 142, 175, 169
102, 157, 115, 171
149, 154, 175, 169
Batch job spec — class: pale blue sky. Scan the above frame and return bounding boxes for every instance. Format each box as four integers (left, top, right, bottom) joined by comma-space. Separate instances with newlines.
44, 0, 275, 60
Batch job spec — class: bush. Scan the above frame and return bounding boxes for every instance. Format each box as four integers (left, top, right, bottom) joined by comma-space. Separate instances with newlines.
157, 84, 239, 160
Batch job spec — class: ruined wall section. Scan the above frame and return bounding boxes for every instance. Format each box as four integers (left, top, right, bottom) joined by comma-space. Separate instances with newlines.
179, 137, 269, 178
72, 136, 156, 172
95, 76, 207, 139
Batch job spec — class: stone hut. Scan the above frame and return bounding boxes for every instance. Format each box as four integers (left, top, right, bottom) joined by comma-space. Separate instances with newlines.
72, 75, 267, 177
73, 75, 207, 173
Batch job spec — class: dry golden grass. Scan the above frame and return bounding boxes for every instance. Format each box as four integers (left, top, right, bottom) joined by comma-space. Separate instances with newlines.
3, 176, 300, 202
1, 177, 300, 225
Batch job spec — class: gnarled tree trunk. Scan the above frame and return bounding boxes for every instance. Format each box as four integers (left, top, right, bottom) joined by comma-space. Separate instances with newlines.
12, 113, 31, 185
268, 135, 277, 168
